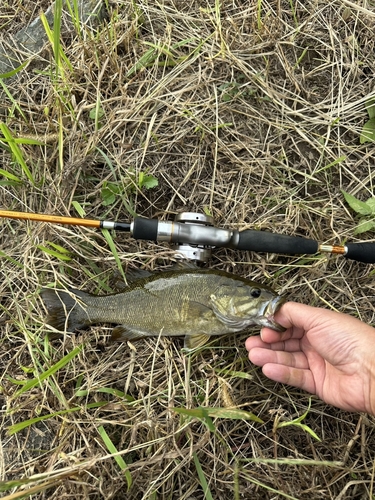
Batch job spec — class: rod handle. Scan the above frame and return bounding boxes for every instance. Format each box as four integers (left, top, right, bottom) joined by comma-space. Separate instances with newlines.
236, 230, 319, 254
345, 242, 375, 263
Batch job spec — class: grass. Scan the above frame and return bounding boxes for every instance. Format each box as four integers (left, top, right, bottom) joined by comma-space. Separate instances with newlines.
1, 0, 375, 498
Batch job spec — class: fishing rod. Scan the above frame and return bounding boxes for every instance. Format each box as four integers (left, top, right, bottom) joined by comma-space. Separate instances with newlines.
0, 209, 374, 264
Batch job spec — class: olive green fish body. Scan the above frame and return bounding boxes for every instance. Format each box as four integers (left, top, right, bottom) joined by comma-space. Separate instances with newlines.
41, 269, 285, 350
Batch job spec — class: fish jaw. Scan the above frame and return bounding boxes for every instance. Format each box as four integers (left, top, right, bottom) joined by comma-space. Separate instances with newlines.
258, 295, 286, 332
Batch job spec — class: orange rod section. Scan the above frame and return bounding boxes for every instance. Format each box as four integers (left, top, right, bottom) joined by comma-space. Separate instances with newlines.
329, 245, 346, 255
319, 244, 346, 255
0, 210, 101, 228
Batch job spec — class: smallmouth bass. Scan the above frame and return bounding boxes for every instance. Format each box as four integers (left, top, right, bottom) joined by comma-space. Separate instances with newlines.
41, 268, 285, 350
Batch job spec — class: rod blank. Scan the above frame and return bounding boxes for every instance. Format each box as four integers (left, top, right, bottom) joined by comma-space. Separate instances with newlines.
1, 210, 374, 264
0, 209, 101, 228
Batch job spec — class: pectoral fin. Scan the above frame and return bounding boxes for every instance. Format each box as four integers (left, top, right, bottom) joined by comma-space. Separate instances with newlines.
184, 333, 211, 351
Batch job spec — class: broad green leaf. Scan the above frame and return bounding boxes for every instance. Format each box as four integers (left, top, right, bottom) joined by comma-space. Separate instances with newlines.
171, 406, 215, 431
101, 182, 121, 206
354, 219, 375, 235
365, 197, 375, 212
0, 80, 27, 120
277, 420, 321, 441
44, 241, 71, 254
138, 172, 158, 190
341, 190, 372, 215
0, 251, 24, 267
89, 106, 105, 120
101, 188, 116, 206
206, 407, 263, 423
365, 98, 375, 119
203, 206, 213, 217
5, 375, 28, 385
0, 136, 44, 146
276, 397, 321, 441
360, 118, 375, 144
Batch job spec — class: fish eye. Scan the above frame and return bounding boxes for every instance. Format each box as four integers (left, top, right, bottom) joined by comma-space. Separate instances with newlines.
250, 288, 261, 298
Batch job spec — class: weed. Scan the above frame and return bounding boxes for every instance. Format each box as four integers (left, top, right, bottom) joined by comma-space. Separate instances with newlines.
274, 398, 321, 441
360, 98, 375, 144
342, 190, 375, 234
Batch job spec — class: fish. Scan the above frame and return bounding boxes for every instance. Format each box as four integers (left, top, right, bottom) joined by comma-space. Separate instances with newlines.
41, 268, 285, 350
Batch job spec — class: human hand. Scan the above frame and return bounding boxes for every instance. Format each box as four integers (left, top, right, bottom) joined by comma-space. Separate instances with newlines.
246, 302, 375, 414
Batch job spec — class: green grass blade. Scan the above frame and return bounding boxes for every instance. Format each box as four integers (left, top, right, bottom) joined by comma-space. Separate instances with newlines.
40, 8, 73, 75
0, 60, 29, 79
71, 200, 87, 217
36, 244, 72, 261
54, 0, 62, 72
0, 80, 27, 120
75, 387, 135, 401
12, 346, 83, 399
0, 168, 21, 183
98, 425, 132, 489
171, 406, 263, 423
126, 47, 157, 77
101, 228, 126, 281
7, 401, 107, 435
0, 123, 35, 185
65, 0, 82, 35
193, 452, 214, 500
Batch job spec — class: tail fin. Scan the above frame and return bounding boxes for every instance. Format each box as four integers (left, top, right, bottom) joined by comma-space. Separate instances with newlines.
41, 288, 91, 334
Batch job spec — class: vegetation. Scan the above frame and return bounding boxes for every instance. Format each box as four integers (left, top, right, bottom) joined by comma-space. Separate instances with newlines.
1, 0, 375, 498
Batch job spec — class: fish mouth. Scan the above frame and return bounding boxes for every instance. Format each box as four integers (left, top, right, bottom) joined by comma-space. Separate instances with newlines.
262, 295, 286, 332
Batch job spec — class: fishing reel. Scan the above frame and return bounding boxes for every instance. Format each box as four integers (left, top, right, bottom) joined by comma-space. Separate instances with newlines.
169, 212, 214, 262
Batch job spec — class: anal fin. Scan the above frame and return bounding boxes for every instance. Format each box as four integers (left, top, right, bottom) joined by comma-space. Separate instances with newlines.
184, 333, 211, 351
111, 326, 150, 342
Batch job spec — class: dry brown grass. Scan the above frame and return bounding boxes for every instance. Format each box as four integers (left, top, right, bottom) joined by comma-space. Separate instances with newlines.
1, 0, 375, 498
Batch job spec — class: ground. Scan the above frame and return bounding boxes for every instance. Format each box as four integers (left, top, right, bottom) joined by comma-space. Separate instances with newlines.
1, 0, 375, 499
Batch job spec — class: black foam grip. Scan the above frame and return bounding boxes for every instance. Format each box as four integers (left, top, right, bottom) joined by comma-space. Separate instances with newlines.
237, 230, 319, 254
132, 217, 159, 241
345, 242, 375, 263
